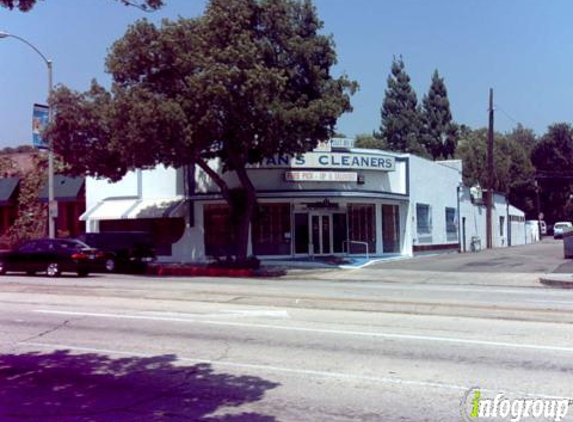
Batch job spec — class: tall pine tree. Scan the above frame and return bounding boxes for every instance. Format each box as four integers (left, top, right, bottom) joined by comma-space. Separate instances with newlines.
380, 57, 425, 155
421, 70, 458, 160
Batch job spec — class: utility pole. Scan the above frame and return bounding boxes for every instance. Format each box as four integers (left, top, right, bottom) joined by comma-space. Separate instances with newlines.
486, 88, 494, 249
535, 178, 542, 239
0, 32, 56, 238
47, 60, 55, 238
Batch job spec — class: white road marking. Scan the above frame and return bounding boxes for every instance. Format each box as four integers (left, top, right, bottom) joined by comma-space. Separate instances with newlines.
218, 310, 290, 318
269, 279, 573, 299
320, 282, 571, 296
523, 299, 573, 305
17, 340, 571, 401
33, 309, 573, 353
146, 310, 290, 319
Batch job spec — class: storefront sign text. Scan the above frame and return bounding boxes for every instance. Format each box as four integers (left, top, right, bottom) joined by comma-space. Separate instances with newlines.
285, 171, 358, 182
259, 152, 395, 171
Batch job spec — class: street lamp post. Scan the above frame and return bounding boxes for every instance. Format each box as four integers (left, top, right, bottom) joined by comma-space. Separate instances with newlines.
0, 31, 56, 239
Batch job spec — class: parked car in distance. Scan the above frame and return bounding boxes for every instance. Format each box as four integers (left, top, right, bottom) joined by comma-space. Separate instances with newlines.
77, 231, 156, 273
553, 221, 573, 239
0, 238, 104, 277
547, 223, 554, 237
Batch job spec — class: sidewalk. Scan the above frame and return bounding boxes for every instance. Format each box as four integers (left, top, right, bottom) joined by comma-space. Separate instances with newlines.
540, 259, 573, 288
261, 253, 406, 269
284, 267, 546, 287
147, 254, 408, 278
146, 240, 566, 288
283, 241, 563, 287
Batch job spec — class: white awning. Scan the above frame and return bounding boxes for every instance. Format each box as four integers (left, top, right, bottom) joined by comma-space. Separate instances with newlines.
81, 196, 187, 222
80, 198, 138, 221
125, 197, 186, 219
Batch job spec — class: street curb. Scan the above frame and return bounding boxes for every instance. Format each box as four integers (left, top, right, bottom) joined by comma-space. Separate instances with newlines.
145, 265, 286, 278
539, 275, 573, 289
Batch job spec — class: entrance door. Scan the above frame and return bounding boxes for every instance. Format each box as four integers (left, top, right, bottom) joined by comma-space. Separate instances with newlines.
310, 213, 333, 255
382, 204, 400, 253
462, 217, 467, 253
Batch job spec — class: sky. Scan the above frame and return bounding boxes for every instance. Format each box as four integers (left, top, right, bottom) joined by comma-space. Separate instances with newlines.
1, 0, 573, 148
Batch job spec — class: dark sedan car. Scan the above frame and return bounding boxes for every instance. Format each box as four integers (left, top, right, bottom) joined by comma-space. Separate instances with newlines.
0, 238, 105, 277
78, 232, 156, 273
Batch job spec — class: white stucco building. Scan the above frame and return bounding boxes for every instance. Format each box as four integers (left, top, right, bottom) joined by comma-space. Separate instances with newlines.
80, 139, 528, 263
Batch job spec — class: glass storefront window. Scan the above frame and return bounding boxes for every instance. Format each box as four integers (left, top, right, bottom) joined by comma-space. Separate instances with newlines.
416, 203, 432, 235
332, 213, 347, 253
445, 207, 457, 241
382, 204, 400, 253
348, 204, 376, 254
204, 205, 236, 258
252, 203, 291, 255
294, 213, 309, 254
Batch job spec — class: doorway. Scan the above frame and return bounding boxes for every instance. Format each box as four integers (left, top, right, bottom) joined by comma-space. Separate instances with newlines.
310, 213, 332, 255
294, 211, 347, 256
462, 217, 467, 253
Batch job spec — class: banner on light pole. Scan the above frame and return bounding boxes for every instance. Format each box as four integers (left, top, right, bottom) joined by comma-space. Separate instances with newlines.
32, 103, 49, 149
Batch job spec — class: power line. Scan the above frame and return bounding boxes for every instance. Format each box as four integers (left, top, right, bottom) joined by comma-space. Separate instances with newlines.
494, 103, 520, 126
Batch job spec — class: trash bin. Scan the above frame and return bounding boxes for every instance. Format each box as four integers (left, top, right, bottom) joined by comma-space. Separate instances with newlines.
563, 230, 573, 258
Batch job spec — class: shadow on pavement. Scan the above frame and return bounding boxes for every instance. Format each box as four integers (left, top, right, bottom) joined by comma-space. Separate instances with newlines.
0, 350, 279, 422
552, 260, 573, 273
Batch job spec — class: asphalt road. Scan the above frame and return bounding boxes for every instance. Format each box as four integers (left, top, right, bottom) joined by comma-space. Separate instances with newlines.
1, 253, 573, 422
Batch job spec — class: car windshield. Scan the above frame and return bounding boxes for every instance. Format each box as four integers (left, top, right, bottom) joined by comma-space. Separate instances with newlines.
555, 223, 571, 229
57, 239, 91, 249
17, 242, 37, 253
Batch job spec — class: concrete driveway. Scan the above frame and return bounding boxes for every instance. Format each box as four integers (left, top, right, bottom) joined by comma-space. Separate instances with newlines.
370, 238, 565, 274
286, 238, 567, 286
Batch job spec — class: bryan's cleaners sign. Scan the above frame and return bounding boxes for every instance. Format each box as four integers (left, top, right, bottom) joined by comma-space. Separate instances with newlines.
257, 152, 396, 172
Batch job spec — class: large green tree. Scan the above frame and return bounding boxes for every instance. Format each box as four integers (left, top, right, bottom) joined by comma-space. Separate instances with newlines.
0, 0, 162, 11
531, 123, 573, 223
456, 126, 536, 215
504, 125, 538, 216
379, 57, 426, 156
354, 133, 387, 150
48, 0, 356, 261
420, 70, 458, 160
509, 123, 537, 152
6, 154, 48, 246
0, 148, 69, 246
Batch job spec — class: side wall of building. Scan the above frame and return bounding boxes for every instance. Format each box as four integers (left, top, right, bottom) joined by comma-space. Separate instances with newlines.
459, 189, 526, 252
408, 156, 462, 253
508, 205, 526, 246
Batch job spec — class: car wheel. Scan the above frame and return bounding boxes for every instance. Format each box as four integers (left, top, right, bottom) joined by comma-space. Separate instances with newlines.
77, 270, 89, 277
46, 262, 61, 278
0, 260, 6, 275
105, 258, 116, 273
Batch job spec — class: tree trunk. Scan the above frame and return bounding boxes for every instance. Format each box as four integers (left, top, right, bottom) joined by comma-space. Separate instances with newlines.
195, 160, 232, 204
197, 159, 257, 263
234, 165, 257, 262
